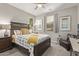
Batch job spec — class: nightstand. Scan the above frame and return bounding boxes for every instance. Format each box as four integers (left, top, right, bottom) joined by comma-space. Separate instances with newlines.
0, 37, 12, 52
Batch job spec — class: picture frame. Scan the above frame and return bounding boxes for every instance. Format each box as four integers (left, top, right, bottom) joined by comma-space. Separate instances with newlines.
46, 15, 54, 31
59, 16, 71, 31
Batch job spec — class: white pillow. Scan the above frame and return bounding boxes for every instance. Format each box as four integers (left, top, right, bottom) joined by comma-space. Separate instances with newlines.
14, 30, 22, 35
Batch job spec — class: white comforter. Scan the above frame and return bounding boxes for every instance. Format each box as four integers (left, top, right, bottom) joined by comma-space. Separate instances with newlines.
15, 34, 49, 45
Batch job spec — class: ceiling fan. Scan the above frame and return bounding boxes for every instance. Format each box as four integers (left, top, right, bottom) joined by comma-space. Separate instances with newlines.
34, 3, 47, 10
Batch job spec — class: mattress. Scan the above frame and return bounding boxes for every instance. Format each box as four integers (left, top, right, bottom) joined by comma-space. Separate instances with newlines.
12, 34, 49, 48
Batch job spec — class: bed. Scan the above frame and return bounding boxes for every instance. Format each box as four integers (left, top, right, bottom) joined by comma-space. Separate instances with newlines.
11, 22, 51, 56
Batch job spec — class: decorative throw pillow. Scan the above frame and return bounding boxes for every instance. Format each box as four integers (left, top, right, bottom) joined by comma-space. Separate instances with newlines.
21, 28, 29, 35
27, 35, 38, 45
14, 30, 22, 35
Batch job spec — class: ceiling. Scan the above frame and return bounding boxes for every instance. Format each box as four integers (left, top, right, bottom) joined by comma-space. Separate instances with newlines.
9, 3, 78, 16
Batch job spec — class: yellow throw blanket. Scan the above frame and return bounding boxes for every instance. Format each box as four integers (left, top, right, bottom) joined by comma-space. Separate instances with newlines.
27, 35, 38, 45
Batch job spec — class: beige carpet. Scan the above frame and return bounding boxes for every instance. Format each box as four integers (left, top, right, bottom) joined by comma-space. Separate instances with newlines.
42, 44, 70, 56
0, 44, 70, 56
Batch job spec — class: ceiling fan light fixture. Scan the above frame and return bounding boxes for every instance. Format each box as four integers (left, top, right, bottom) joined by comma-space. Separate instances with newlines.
34, 3, 46, 10
37, 4, 42, 8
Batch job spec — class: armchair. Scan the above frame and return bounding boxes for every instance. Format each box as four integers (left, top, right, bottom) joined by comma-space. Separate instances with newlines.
59, 34, 71, 51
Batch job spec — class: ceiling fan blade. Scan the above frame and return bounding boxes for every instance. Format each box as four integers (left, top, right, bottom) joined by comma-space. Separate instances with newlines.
34, 3, 47, 10
42, 5, 45, 8
35, 6, 38, 10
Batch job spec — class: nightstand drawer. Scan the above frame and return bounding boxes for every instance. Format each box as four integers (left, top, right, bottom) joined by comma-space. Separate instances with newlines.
0, 37, 12, 52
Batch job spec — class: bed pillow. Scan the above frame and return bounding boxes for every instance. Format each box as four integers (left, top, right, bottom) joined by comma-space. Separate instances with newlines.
27, 35, 38, 45
14, 30, 22, 35
21, 28, 29, 35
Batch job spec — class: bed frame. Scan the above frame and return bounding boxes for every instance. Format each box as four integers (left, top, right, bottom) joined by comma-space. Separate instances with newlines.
11, 22, 51, 56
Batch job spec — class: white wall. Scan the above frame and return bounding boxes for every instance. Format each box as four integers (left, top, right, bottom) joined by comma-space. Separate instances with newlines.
77, 5, 79, 24
36, 6, 78, 43
0, 4, 35, 24
11, 17, 29, 24
0, 4, 35, 38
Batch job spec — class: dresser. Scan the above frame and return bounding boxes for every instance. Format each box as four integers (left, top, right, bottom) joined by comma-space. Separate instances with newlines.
0, 37, 12, 52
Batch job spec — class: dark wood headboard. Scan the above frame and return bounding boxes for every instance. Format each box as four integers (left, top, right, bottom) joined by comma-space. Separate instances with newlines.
10, 22, 29, 36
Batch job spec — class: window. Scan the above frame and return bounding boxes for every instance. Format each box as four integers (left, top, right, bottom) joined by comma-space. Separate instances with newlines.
60, 16, 71, 31
34, 19, 43, 32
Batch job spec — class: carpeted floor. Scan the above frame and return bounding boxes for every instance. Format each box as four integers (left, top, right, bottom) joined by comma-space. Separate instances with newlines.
43, 44, 70, 56
0, 44, 70, 56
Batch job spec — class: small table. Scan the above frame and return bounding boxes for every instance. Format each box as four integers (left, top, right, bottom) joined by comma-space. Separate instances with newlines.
70, 38, 79, 56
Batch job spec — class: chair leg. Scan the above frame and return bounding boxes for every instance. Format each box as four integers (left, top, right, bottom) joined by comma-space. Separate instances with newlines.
70, 51, 72, 56
70, 49, 73, 56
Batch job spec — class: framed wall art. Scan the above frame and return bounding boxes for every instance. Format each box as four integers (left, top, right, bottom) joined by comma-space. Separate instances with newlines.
46, 15, 54, 31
